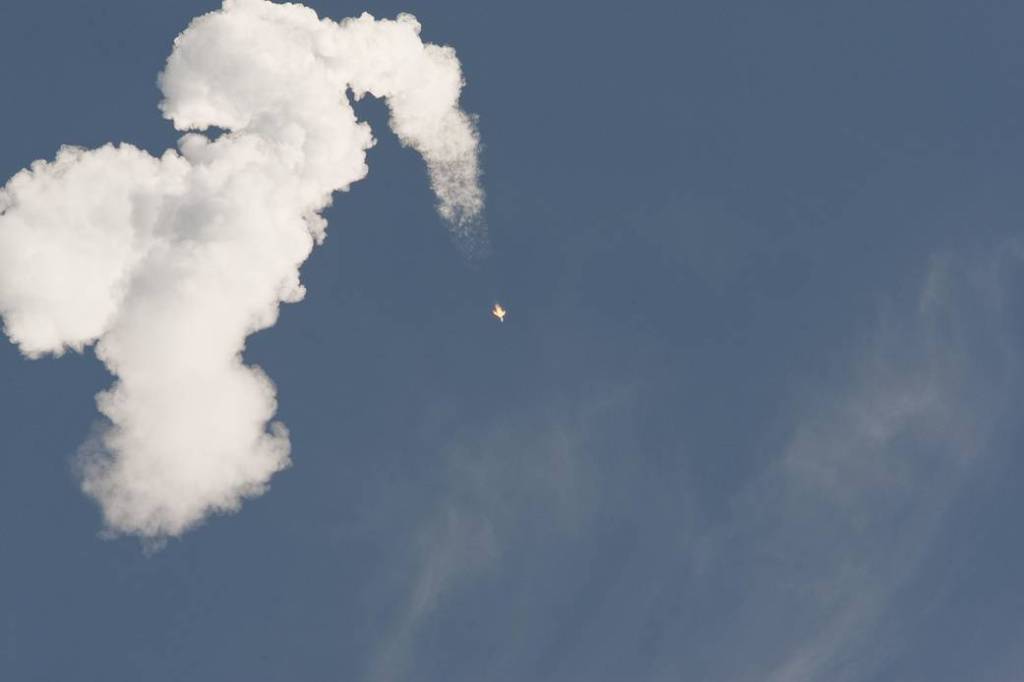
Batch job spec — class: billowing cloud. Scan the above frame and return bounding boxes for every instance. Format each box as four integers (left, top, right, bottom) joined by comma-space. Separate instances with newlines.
0, 0, 484, 538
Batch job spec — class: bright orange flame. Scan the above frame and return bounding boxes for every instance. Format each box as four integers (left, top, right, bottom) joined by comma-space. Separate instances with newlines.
492, 303, 506, 322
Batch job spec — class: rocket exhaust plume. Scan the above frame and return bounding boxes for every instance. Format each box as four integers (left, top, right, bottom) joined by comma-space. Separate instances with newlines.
0, 0, 485, 538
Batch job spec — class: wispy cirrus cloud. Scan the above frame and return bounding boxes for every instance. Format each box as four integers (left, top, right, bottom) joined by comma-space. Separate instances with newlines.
718, 247, 1021, 682
366, 395, 604, 682
357, 244, 1024, 682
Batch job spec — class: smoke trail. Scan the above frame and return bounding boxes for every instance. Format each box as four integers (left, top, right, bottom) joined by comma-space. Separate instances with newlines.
0, 0, 485, 538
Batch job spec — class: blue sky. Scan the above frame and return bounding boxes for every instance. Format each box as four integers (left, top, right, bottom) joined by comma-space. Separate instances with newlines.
2, 1, 1024, 680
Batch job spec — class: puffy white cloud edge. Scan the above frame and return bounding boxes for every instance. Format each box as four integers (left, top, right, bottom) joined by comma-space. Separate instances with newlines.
0, 0, 485, 538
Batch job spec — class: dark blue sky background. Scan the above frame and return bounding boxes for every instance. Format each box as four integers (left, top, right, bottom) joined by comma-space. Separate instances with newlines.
3, 1, 1024, 680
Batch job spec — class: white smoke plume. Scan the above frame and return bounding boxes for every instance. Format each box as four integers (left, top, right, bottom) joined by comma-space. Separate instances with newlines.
0, 0, 485, 538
